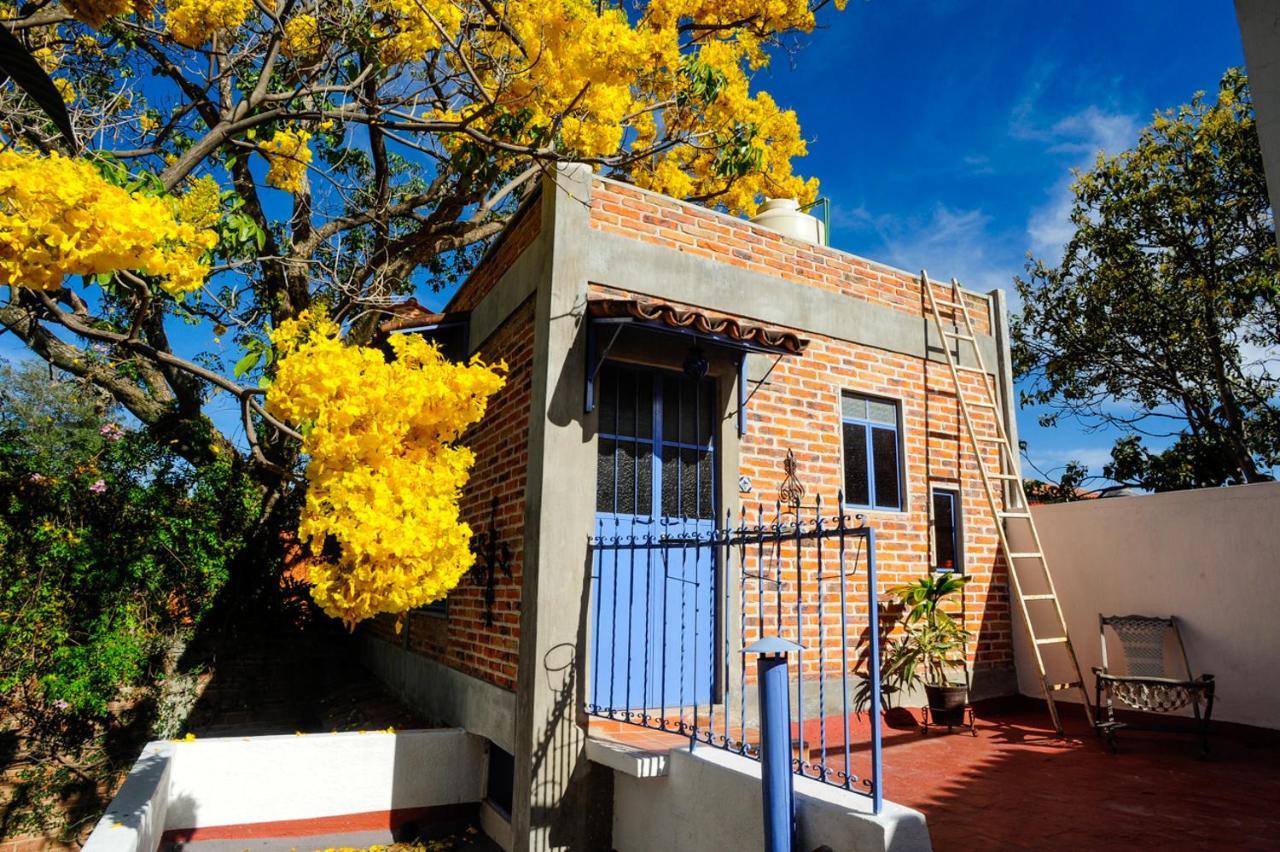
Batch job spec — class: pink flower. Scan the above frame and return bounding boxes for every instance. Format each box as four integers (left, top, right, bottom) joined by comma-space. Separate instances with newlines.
89, 479, 107, 494
53, 699, 69, 711
99, 423, 124, 441
29, 473, 46, 484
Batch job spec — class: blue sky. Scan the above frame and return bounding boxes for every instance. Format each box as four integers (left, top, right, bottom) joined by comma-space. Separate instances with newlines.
756, 0, 1247, 482
0, 0, 1251, 479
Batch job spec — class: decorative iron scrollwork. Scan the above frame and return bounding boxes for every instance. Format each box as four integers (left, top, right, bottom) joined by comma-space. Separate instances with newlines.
779, 448, 805, 507
469, 495, 512, 627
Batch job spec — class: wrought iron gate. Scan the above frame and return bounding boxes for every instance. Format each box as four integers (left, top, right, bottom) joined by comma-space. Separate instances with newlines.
588, 493, 884, 809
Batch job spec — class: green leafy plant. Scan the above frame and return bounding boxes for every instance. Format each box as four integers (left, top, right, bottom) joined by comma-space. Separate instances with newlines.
855, 573, 971, 714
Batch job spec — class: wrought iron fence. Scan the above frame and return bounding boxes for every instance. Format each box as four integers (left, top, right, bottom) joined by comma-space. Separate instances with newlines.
587, 492, 883, 811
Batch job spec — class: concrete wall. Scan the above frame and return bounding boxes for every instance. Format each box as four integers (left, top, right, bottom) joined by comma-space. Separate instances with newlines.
611, 746, 931, 852
83, 729, 487, 852
1236, 0, 1280, 249
1010, 482, 1280, 729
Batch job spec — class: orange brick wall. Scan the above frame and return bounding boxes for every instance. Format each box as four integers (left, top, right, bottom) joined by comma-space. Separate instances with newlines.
366, 297, 535, 691
585, 177, 1012, 674
736, 336, 1013, 675
588, 178, 992, 336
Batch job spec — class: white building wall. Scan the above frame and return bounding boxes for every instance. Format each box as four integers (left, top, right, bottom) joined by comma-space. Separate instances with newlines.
1010, 482, 1280, 730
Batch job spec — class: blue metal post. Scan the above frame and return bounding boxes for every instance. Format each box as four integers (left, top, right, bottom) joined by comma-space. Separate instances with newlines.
866, 527, 883, 814
747, 637, 800, 852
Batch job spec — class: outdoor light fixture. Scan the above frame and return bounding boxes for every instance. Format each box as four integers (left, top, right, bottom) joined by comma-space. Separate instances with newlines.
682, 344, 709, 380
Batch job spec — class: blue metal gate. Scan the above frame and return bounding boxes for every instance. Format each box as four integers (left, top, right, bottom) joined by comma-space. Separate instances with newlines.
591, 363, 717, 713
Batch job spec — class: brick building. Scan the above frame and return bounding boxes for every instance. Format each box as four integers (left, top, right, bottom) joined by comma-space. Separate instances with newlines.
362, 164, 1021, 851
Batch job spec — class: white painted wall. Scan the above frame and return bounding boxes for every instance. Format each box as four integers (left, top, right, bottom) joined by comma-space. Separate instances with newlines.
611, 746, 931, 852
1009, 482, 1280, 729
83, 729, 487, 852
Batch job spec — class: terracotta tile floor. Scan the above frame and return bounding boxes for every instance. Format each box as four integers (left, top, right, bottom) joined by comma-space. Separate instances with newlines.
591, 697, 1280, 851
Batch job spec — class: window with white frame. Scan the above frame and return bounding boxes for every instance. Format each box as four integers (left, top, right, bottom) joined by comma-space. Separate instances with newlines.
841, 392, 902, 510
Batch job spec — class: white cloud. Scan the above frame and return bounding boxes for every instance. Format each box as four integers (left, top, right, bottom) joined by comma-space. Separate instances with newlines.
1024, 444, 1115, 477
847, 203, 1018, 296
1018, 104, 1141, 262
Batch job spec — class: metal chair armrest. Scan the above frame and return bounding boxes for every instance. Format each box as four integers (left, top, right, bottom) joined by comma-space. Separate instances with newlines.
1095, 672, 1212, 691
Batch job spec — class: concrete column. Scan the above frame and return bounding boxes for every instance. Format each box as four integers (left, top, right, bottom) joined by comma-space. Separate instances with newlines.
988, 288, 1021, 483
510, 163, 613, 851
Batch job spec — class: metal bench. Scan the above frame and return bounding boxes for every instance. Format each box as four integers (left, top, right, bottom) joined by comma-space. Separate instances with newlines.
1093, 614, 1214, 756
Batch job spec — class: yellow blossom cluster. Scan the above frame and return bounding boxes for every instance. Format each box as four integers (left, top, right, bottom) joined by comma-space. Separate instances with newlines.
372, 0, 465, 65
165, 0, 254, 47
0, 150, 216, 294
173, 174, 223, 230
264, 311, 506, 629
630, 40, 818, 215
283, 13, 323, 64
260, 128, 313, 194
62, 0, 135, 27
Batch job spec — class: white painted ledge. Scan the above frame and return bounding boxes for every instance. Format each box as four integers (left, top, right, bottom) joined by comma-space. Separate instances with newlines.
585, 737, 670, 778
611, 744, 932, 852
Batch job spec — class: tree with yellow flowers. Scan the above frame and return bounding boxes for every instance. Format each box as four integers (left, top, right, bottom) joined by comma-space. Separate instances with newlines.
0, 0, 845, 625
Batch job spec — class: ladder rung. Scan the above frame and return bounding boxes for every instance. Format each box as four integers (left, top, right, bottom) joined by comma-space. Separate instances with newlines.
1048, 681, 1083, 691
967, 400, 997, 409
954, 365, 988, 374
999, 511, 1032, 519
945, 331, 976, 341
976, 435, 1006, 443
933, 298, 966, 311
1010, 552, 1045, 559
1022, 593, 1056, 601
1035, 637, 1069, 645
992, 473, 1020, 480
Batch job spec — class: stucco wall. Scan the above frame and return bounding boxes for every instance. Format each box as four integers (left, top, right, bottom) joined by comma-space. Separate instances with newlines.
83, 729, 487, 852
611, 746, 931, 852
1010, 482, 1280, 730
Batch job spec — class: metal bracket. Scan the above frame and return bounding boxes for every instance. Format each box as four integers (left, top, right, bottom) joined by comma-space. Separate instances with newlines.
584, 321, 625, 414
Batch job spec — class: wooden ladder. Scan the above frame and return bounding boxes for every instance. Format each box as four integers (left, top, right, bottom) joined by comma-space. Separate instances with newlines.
921, 272, 1093, 735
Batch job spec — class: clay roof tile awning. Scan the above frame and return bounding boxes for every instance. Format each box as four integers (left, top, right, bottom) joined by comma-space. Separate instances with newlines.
378, 298, 461, 335
588, 297, 809, 355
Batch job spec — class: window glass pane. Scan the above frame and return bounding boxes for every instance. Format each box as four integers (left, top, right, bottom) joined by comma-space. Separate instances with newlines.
679, 381, 697, 445
933, 491, 957, 570
599, 367, 617, 436
698, 450, 714, 519
871, 427, 901, 509
867, 399, 897, 426
636, 442, 653, 516
637, 374, 654, 440
661, 445, 679, 517
699, 381, 716, 446
617, 369, 637, 438
680, 447, 698, 517
618, 440, 638, 514
662, 375, 680, 443
597, 438, 616, 512
841, 394, 867, 421
842, 423, 869, 506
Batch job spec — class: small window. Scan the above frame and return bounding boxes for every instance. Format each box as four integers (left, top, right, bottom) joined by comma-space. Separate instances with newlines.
840, 392, 902, 511
931, 488, 961, 572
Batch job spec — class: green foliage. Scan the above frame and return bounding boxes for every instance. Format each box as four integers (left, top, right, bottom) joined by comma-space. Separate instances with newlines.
855, 573, 970, 714
0, 362, 259, 718
1013, 68, 1280, 490
1023, 460, 1090, 503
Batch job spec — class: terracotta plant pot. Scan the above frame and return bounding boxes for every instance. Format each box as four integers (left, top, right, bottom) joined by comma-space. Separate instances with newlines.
925, 683, 969, 726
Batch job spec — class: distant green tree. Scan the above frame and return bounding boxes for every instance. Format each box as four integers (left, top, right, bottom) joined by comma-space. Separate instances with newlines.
0, 362, 258, 719
1014, 68, 1280, 491
1023, 460, 1090, 504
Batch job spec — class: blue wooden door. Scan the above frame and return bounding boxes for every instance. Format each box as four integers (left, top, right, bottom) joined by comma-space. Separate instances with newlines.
591, 364, 717, 714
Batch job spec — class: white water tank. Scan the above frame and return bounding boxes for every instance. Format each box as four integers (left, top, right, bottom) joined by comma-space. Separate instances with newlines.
749, 198, 825, 245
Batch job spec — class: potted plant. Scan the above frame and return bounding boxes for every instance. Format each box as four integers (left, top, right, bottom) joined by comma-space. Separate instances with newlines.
892, 573, 971, 725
